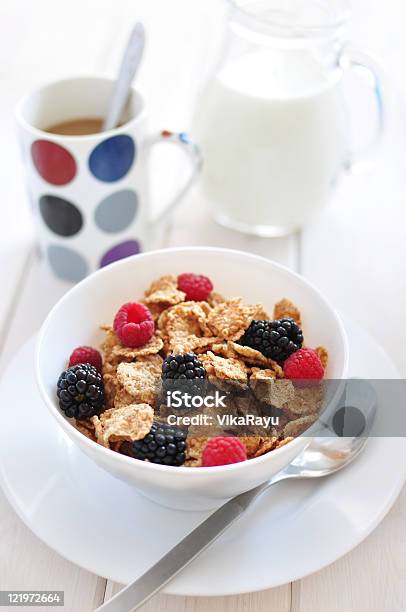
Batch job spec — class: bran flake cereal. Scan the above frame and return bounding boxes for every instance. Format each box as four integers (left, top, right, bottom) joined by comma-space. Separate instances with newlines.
273, 298, 302, 326
250, 373, 295, 407
283, 384, 325, 417
116, 355, 163, 406
207, 298, 268, 341
144, 275, 186, 306
283, 415, 317, 438
92, 404, 154, 448
184, 437, 209, 467
61, 273, 329, 467
315, 346, 329, 369
200, 351, 248, 389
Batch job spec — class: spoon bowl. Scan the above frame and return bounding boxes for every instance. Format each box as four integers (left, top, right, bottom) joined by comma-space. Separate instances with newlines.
280, 431, 369, 479
259, 385, 377, 490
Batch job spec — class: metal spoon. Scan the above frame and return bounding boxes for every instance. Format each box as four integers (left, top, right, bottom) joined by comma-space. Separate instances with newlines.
102, 23, 145, 132
96, 384, 376, 612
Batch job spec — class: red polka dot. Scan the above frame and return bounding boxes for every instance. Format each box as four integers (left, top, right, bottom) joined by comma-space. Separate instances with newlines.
31, 140, 76, 185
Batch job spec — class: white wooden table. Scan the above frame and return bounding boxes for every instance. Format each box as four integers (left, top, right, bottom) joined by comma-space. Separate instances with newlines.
0, 1, 405, 610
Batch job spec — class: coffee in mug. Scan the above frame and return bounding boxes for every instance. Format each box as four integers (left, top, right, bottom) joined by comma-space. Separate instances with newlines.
45, 118, 105, 135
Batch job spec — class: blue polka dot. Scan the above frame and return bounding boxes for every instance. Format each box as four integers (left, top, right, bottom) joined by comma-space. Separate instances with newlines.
89, 135, 135, 182
179, 132, 191, 144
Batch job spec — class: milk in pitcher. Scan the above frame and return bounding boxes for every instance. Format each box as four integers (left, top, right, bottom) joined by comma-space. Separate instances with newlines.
193, 49, 348, 234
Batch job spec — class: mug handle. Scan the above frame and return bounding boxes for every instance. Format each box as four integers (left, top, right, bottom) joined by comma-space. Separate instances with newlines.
144, 130, 202, 225
339, 45, 385, 173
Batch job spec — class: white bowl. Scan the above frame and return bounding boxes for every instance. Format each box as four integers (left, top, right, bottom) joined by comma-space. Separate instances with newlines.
36, 247, 348, 510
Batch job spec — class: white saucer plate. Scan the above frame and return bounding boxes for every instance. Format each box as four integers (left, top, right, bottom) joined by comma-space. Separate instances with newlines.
0, 316, 404, 596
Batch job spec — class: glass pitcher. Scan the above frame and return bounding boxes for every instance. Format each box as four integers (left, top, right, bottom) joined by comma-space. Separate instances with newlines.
192, 0, 384, 236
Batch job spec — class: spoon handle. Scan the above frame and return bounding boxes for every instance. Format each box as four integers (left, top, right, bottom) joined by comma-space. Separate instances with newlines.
94, 482, 271, 612
102, 23, 145, 132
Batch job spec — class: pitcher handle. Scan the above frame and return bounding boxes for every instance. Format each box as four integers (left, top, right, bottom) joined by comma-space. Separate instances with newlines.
339, 45, 385, 173
144, 130, 202, 225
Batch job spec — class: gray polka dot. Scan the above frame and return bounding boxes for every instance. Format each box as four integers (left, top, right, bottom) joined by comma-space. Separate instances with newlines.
94, 189, 138, 233
47, 245, 88, 282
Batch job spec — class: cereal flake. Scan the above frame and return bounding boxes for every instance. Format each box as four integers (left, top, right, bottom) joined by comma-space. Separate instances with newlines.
253, 437, 279, 457
92, 404, 154, 448
283, 384, 325, 417
200, 351, 248, 388
207, 298, 268, 341
144, 275, 186, 305
228, 341, 284, 375
208, 292, 226, 307
283, 414, 317, 438
116, 355, 163, 406
250, 373, 294, 407
74, 420, 96, 441
315, 346, 329, 369
111, 335, 164, 359
273, 298, 302, 326
184, 437, 209, 467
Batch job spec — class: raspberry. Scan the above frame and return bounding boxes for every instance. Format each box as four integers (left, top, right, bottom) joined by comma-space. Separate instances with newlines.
113, 302, 155, 348
283, 348, 324, 381
178, 273, 213, 301
68, 346, 102, 372
202, 436, 247, 467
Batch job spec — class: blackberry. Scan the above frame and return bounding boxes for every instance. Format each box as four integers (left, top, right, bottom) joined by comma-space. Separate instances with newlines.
162, 352, 206, 393
240, 318, 303, 362
132, 421, 187, 466
57, 363, 104, 420
163, 352, 206, 380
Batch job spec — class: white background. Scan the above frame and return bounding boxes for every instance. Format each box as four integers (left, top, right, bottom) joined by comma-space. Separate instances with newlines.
0, 0, 405, 610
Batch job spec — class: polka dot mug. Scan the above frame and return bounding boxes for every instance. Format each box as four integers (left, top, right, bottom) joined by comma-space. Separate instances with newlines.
16, 77, 202, 282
